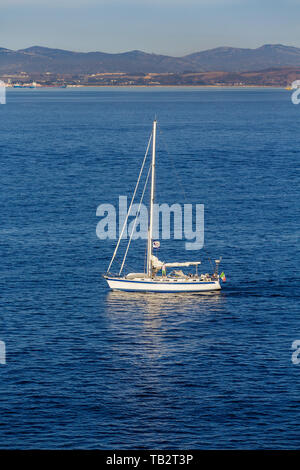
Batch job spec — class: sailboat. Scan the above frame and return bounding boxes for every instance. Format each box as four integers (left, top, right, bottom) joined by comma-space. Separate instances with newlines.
103, 120, 224, 293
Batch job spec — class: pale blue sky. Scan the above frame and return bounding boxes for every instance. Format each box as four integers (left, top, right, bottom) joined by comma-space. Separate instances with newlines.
2, 0, 300, 55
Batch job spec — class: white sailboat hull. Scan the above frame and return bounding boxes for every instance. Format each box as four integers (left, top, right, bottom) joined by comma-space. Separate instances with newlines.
106, 277, 221, 293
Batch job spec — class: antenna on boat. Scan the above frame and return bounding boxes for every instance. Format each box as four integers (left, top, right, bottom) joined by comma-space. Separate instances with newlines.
214, 258, 222, 275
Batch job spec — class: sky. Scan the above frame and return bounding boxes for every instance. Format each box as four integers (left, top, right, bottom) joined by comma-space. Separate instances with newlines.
1, 0, 300, 56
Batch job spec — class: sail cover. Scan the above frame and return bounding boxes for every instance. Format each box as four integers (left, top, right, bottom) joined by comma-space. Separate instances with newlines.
151, 255, 201, 269
151, 255, 164, 268
165, 261, 201, 267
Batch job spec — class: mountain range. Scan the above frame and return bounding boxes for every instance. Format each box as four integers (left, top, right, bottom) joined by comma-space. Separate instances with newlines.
2, 44, 300, 74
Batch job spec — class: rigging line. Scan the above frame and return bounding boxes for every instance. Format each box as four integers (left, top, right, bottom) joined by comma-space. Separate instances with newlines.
144, 244, 147, 274
119, 162, 152, 276
106, 131, 152, 273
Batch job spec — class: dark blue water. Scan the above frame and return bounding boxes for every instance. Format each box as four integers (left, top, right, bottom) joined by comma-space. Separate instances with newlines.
0, 87, 299, 449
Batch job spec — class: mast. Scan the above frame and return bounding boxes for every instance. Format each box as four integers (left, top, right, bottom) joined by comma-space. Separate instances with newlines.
147, 119, 157, 277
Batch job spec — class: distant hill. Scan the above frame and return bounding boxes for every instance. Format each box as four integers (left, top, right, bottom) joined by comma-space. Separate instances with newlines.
185, 44, 300, 72
0, 46, 190, 74
2, 44, 300, 74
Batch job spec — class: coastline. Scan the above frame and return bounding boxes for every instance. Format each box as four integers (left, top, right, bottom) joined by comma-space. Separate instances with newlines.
7, 84, 286, 89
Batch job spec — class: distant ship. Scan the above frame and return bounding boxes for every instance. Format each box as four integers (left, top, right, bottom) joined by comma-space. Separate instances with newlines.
13, 82, 37, 88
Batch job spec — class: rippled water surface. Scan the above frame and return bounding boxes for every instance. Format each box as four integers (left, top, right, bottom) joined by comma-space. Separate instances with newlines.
0, 87, 299, 448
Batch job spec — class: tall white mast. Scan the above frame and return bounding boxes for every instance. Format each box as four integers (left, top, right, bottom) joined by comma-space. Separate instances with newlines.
147, 119, 157, 277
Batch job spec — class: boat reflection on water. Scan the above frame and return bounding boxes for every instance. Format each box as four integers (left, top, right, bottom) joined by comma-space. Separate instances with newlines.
105, 290, 224, 317
104, 291, 226, 365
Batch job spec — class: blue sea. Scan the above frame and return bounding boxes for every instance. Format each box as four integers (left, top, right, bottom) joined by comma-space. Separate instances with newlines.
0, 87, 299, 449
